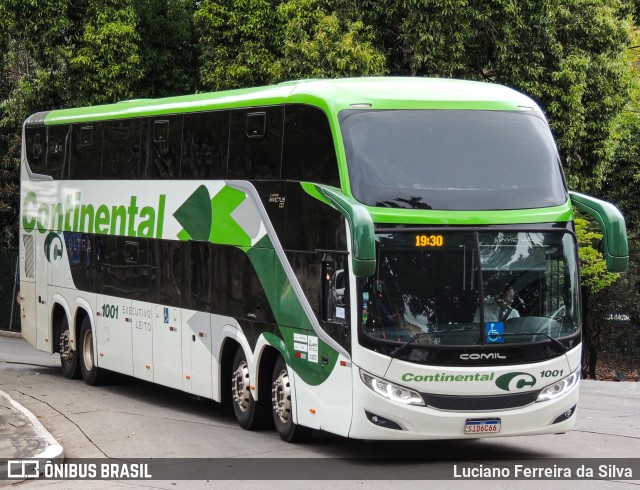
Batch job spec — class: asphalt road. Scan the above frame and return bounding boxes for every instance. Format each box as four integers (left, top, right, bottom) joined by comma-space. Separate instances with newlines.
1, 334, 639, 488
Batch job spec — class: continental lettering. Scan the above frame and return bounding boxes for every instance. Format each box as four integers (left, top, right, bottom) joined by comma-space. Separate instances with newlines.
401, 372, 495, 382
21, 192, 166, 238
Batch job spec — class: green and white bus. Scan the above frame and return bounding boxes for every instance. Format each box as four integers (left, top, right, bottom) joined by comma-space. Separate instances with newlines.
19, 77, 628, 441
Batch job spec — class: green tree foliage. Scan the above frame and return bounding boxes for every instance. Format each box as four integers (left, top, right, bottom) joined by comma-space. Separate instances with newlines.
195, 0, 386, 91
195, 0, 278, 90
0, 0, 72, 252
133, 0, 199, 97
603, 26, 640, 235
361, 0, 633, 194
575, 217, 621, 378
271, 0, 386, 81
70, 0, 142, 105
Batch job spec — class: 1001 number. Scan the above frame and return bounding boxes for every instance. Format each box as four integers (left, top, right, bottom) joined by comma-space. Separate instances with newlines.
102, 304, 118, 319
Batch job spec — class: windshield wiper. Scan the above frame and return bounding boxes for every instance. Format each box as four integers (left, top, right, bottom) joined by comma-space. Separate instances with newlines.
501, 332, 569, 352
389, 328, 472, 358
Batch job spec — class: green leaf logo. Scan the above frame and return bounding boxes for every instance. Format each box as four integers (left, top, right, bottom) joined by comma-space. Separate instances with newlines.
173, 185, 213, 241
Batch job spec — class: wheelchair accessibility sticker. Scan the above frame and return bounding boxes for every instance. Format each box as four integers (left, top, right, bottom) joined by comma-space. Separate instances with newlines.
485, 322, 504, 343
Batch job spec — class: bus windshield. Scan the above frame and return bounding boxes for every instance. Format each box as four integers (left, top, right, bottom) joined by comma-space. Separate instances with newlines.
341, 110, 567, 210
358, 230, 580, 353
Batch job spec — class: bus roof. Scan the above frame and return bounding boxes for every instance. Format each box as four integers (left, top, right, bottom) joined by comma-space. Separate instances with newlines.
38, 77, 543, 126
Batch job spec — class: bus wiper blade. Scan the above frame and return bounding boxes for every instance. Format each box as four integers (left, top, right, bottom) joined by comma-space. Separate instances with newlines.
501, 332, 569, 352
389, 333, 432, 359
389, 328, 471, 358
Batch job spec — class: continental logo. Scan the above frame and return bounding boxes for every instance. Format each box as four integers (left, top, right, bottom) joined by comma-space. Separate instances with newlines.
402, 372, 495, 383
401, 371, 538, 391
21, 191, 166, 238
494, 372, 537, 391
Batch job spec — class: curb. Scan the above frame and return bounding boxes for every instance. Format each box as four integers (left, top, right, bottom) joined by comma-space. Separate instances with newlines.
0, 389, 64, 461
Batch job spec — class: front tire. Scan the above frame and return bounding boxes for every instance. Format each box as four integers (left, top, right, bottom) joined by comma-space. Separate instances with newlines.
59, 315, 80, 379
271, 356, 312, 443
79, 316, 104, 385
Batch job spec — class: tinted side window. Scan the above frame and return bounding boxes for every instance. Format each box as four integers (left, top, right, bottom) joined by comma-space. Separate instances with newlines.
70, 123, 103, 179
229, 106, 284, 180
46, 125, 69, 179
143, 116, 182, 179
103, 119, 141, 179
120, 238, 149, 300
282, 105, 339, 187
25, 127, 47, 175
65, 232, 95, 292
95, 234, 117, 294
182, 111, 229, 179
184, 241, 213, 312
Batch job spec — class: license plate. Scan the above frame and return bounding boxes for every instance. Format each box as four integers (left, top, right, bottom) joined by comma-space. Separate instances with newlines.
464, 418, 501, 434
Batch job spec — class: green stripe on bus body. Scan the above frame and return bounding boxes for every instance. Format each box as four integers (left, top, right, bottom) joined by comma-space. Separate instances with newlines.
301, 181, 575, 226
366, 204, 574, 225
43, 78, 536, 126
244, 215, 339, 385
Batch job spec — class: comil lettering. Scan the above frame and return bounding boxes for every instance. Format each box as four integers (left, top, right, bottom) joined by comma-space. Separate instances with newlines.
22, 192, 165, 238
460, 353, 507, 360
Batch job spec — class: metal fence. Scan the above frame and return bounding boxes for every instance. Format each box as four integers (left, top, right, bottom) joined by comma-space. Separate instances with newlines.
0, 247, 20, 331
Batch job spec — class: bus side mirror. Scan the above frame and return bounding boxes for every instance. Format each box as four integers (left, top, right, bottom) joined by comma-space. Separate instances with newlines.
569, 191, 629, 272
313, 185, 376, 277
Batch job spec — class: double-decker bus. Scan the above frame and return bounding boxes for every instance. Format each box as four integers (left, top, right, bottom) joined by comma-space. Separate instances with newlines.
18, 78, 628, 442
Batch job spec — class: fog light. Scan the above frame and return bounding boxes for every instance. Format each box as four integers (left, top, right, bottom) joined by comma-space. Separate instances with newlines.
552, 405, 576, 424
365, 410, 403, 430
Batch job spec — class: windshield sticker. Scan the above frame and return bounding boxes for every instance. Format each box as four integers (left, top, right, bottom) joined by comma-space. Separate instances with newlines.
485, 322, 504, 343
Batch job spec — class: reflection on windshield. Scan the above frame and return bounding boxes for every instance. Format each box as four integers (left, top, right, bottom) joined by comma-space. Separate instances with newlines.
359, 231, 579, 349
341, 110, 567, 210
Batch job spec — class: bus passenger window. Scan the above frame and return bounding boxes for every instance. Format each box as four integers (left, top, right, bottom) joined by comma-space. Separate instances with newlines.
70, 123, 103, 179
46, 125, 69, 179
182, 111, 229, 179
25, 125, 69, 179
103, 119, 141, 179
143, 117, 182, 179
25, 127, 47, 173
228, 106, 283, 180
282, 105, 340, 187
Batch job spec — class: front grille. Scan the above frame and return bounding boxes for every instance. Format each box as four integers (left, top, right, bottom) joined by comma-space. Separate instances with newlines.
421, 390, 540, 411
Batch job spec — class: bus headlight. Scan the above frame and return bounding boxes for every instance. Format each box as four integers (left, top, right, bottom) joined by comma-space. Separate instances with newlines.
536, 369, 580, 402
359, 369, 425, 406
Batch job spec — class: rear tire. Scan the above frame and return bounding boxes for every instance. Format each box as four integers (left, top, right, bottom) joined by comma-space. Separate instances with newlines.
272, 356, 312, 443
231, 348, 269, 429
79, 316, 104, 385
59, 316, 81, 379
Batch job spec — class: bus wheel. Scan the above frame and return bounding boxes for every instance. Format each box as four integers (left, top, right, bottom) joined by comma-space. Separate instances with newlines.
231, 348, 260, 429
271, 356, 312, 443
79, 316, 103, 385
59, 316, 80, 379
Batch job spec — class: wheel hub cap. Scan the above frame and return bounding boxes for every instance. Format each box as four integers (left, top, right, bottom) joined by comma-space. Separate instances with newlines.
232, 361, 251, 412
272, 368, 291, 423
